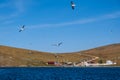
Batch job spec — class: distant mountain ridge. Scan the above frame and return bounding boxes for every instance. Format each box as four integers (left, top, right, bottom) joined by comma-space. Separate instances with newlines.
0, 43, 120, 66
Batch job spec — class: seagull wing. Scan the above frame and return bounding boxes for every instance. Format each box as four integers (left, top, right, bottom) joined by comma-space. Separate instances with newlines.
58, 42, 62, 46
71, 1, 74, 4
22, 25, 25, 28
19, 30, 22, 32
72, 6, 75, 10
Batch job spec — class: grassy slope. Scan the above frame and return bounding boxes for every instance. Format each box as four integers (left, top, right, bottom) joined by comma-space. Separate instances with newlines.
0, 43, 120, 66
0, 45, 56, 66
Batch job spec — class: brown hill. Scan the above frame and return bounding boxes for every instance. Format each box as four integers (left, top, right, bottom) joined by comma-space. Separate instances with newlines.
0, 45, 90, 66
0, 43, 120, 66
0, 45, 56, 66
62, 43, 120, 66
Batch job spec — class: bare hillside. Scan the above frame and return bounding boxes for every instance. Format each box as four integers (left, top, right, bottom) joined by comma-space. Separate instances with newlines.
0, 45, 56, 66
0, 43, 120, 66
65, 43, 120, 65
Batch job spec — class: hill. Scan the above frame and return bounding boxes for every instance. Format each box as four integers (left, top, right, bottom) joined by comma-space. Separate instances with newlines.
0, 45, 56, 66
60, 43, 120, 66
0, 43, 120, 66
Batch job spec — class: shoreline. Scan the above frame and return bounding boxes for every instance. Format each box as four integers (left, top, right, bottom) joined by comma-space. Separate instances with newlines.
0, 66, 120, 69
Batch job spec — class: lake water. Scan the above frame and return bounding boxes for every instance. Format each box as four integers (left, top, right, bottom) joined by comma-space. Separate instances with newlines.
0, 67, 120, 80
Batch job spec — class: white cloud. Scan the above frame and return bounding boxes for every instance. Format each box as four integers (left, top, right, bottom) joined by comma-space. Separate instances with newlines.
101, 11, 120, 19
29, 11, 120, 29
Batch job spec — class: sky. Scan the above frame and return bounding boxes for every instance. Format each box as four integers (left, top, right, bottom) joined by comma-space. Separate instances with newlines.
0, 0, 120, 53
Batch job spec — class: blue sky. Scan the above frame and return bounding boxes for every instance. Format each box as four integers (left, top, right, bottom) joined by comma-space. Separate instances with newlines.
0, 0, 120, 53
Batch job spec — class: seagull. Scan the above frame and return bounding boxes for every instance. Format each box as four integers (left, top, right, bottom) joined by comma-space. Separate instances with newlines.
52, 42, 63, 47
71, 1, 75, 10
19, 25, 25, 32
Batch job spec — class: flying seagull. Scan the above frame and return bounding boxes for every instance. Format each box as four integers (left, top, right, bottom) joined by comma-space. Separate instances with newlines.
71, 1, 75, 10
52, 42, 63, 47
19, 25, 25, 32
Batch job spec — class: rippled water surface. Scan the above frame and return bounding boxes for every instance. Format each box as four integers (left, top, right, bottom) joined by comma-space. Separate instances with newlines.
0, 67, 120, 80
